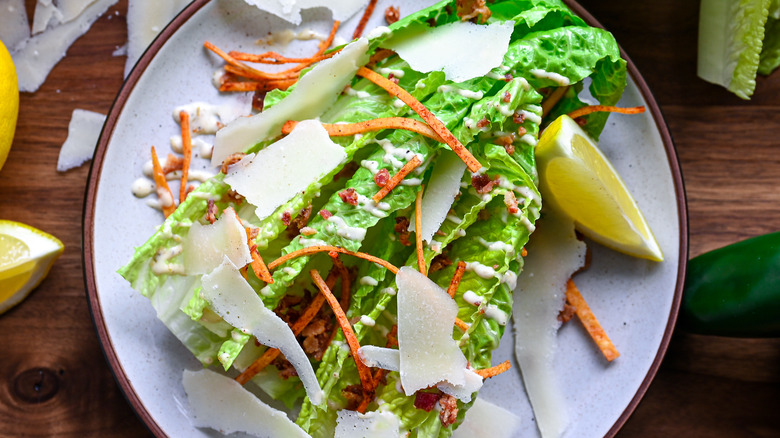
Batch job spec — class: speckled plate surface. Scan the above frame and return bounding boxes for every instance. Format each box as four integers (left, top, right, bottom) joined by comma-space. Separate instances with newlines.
83, 0, 687, 436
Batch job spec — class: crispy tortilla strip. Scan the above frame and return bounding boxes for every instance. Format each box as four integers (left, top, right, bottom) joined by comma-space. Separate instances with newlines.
565, 279, 619, 362
268, 245, 399, 274
282, 118, 443, 141
567, 105, 645, 120
371, 155, 422, 202
356, 66, 482, 172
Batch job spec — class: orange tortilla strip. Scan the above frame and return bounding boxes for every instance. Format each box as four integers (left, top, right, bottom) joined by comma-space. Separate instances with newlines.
541, 86, 569, 117
310, 269, 375, 407
352, 0, 379, 39
447, 261, 467, 298
356, 66, 482, 173
414, 186, 426, 276
268, 245, 399, 274
150, 146, 176, 218
371, 155, 422, 202
179, 111, 192, 205
565, 279, 620, 362
474, 360, 511, 378
282, 118, 443, 142
567, 105, 646, 120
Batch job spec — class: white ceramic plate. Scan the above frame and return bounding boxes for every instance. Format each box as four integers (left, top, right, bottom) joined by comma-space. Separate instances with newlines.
84, 1, 687, 436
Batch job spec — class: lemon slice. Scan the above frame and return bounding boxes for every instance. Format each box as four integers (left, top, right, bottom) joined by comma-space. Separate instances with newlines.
0, 220, 64, 314
535, 115, 663, 261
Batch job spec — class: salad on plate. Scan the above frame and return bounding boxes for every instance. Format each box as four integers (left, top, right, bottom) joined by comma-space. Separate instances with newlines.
116, 0, 646, 436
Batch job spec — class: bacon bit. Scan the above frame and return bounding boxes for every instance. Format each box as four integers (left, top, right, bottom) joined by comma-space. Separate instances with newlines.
388, 73, 400, 85
541, 86, 569, 117
429, 253, 452, 273
456, 0, 491, 23
502, 91, 512, 103
558, 301, 577, 323
287, 203, 313, 238
220, 152, 246, 174
474, 360, 511, 378
283, 118, 443, 142
385, 6, 400, 24
504, 192, 520, 214
206, 200, 218, 224
319, 209, 333, 220
352, 0, 379, 39
150, 146, 177, 218
517, 126, 527, 137
338, 188, 359, 206
356, 67, 482, 172
368, 48, 396, 65
342, 384, 365, 411
374, 168, 390, 187
310, 269, 375, 408
235, 292, 327, 384
439, 394, 459, 427
503, 143, 515, 155
269, 245, 399, 274
394, 216, 412, 246
301, 318, 331, 354
414, 186, 426, 276
476, 117, 490, 128
273, 356, 298, 378
567, 105, 646, 121
281, 211, 292, 226
414, 391, 442, 412
504, 73, 513, 82
496, 134, 515, 149
565, 279, 620, 361
521, 247, 528, 257
447, 261, 467, 298
513, 111, 526, 125
372, 155, 422, 202
472, 173, 498, 194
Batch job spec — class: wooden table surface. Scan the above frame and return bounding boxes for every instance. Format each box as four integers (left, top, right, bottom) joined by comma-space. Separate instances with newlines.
2, 0, 779, 436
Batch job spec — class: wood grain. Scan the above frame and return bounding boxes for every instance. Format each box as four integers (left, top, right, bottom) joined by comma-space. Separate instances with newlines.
1, 0, 779, 437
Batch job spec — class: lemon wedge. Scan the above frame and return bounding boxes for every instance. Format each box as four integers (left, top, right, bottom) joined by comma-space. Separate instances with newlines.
1, 39, 19, 172
535, 115, 663, 261
0, 220, 64, 314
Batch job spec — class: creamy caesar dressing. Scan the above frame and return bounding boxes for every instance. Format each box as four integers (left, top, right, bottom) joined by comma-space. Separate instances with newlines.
465, 261, 498, 279
344, 86, 371, 99
174, 102, 224, 135
326, 215, 367, 241
462, 290, 483, 306
477, 237, 516, 257
376, 67, 405, 78
360, 276, 379, 286
484, 304, 508, 325
529, 68, 571, 86
357, 194, 391, 218
171, 135, 213, 159
151, 245, 184, 275
516, 109, 542, 125
359, 315, 376, 327
256, 28, 328, 46
446, 214, 462, 224
437, 85, 484, 100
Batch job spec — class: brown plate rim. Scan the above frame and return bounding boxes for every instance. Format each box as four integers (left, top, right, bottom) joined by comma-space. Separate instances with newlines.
82, 1, 689, 436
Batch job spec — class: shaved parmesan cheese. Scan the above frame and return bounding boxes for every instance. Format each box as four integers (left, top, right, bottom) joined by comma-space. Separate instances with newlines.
212, 38, 368, 166
200, 257, 324, 405
451, 397, 522, 438
56, 109, 105, 172
335, 410, 400, 438
382, 21, 513, 83
181, 208, 251, 275
513, 210, 586, 438
408, 150, 466, 242
357, 345, 400, 371
125, 0, 190, 77
32, 0, 95, 34
0, 0, 29, 51
396, 266, 467, 394
436, 367, 483, 402
182, 369, 309, 438
242, 0, 369, 26
11, 0, 118, 92
224, 120, 347, 221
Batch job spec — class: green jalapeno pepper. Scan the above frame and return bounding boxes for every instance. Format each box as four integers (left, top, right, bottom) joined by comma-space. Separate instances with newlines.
680, 232, 780, 337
